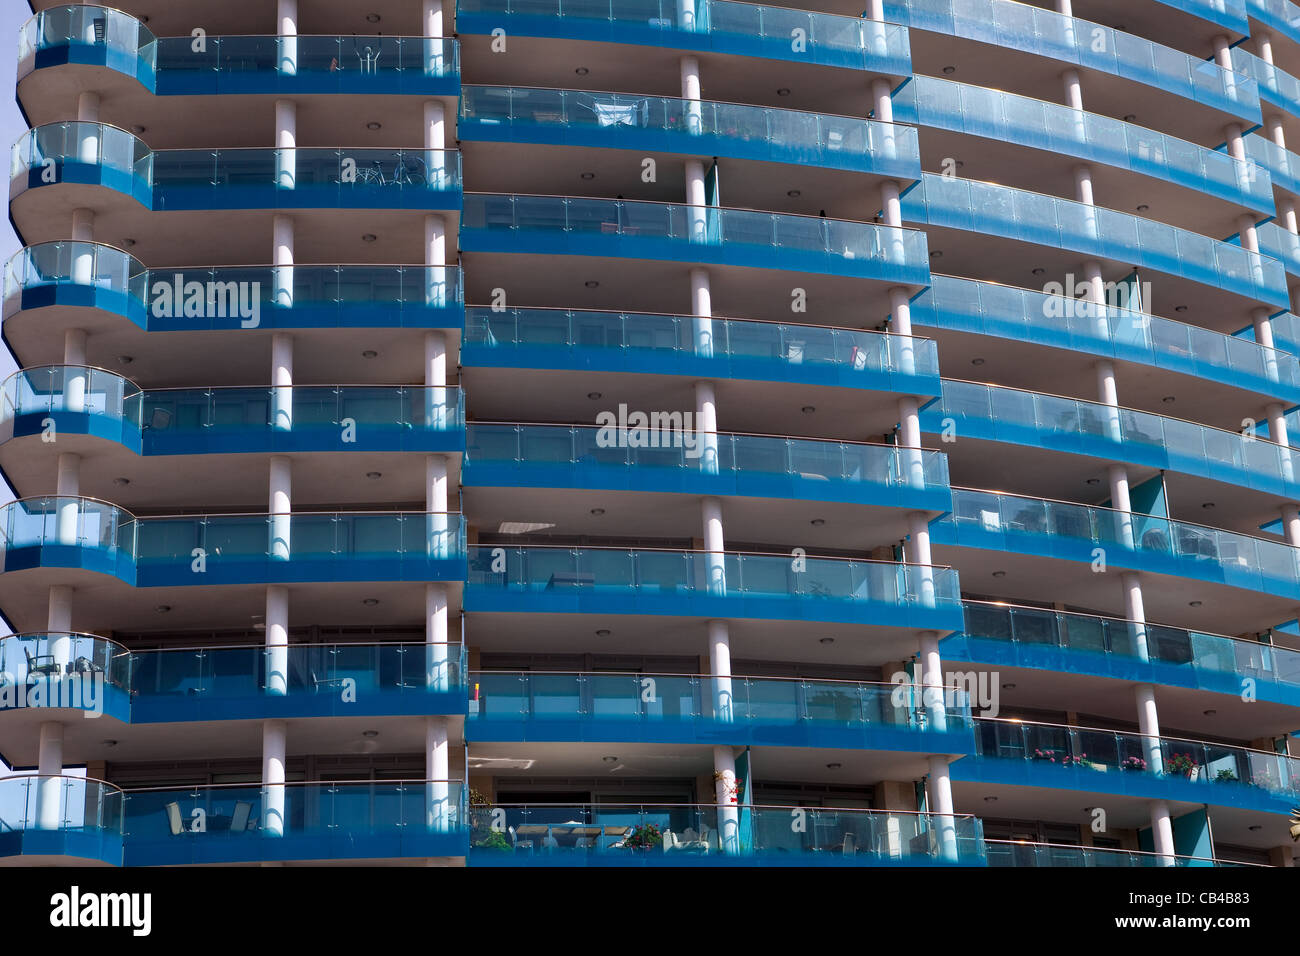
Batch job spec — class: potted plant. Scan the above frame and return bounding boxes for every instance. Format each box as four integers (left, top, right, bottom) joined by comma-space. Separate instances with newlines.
1215, 768, 1239, 783
1164, 752, 1196, 778
1031, 748, 1063, 763
472, 829, 511, 851
1121, 756, 1147, 772
622, 823, 663, 850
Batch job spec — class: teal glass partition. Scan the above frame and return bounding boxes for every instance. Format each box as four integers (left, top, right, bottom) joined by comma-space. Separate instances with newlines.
0, 775, 124, 863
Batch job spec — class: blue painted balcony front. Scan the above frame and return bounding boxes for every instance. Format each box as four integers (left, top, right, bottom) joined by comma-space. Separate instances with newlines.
1243, 134, 1300, 199
1232, 48, 1300, 123
460, 85, 922, 180
0, 634, 467, 722
463, 307, 941, 396
0, 497, 467, 587
4, 243, 464, 332
894, 76, 1271, 212
0, 775, 123, 864
944, 602, 1300, 707
884, 0, 1257, 122
467, 672, 974, 752
122, 781, 468, 865
911, 276, 1300, 404
922, 380, 1300, 500
461, 194, 930, 285
902, 174, 1287, 307
463, 423, 951, 511
11, 123, 462, 212
0, 367, 465, 456
1256, 221, 1300, 279
468, 803, 986, 866
955, 718, 1300, 815
1246, 0, 1300, 47
20, 6, 460, 95
986, 840, 1242, 867
934, 488, 1300, 600
465, 546, 963, 630
456, 0, 911, 75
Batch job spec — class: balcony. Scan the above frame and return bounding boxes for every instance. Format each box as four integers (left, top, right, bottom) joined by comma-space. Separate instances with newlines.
1232, 47, 1300, 122
460, 85, 921, 180
463, 423, 951, 511
0, 775, 123, 865
121, 780, 467, 865
901, 174, 1287, 308
467, 803, 986, 865
0, 497, 467, 587
1256, 220, 1300, 278
463, 307, 940, 395
455, 0, 911, 75
1246, 0, 1300, 49
464, 545, 963, 631
467, 671, 974, 752
19, 6, 460, 95
0, 367, 465, 456
894, 75, 1271, 214
911, 274, 1300, 404
956, 717, 1300, 814
11, 123, 462, 213
985, 839, 1246, 867
0, 634, 467, 723
3, 242, 464, 333
935, 487, 1300, 600
944, 602, 1300, 706
1243, 133, 1300, 199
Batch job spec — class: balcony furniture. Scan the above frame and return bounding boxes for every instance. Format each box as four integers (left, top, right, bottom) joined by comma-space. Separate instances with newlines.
24, 647, 60, 679
69, 656, 103, 675
546, 572, 595, 589
507, 825, 533, 850
841, 832, 857, 855
164, 802, 184, 836
230, 801, 254, 833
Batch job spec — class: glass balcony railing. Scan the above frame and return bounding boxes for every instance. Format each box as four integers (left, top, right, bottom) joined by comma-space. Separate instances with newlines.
463, 306, 940, 392
1269, 311, 1300, 355
468, 802, 985, 864
3, 242, 463, 331
11, 123, 462, 211
895, 76, 1270, 210
986, 840, 1247, 867
1246, 0, 1300, 47
951, 601, 1300, 695
884, 0, 1257, 120
466, 546, 962, 625
923, 379, 1300, 498
20, 7, 459, 92
0, 367, 465, 454
463, 423, 950, 503
1232, 48, 1300, 120
1256, 221, 1300, 278
460, 85, 920, 178
455, 0, 911, 74
461, 194, 930, 283
1243, 133, 1300, 197
902, 174, 1287, 306
912, 275, 1300, 401
469, 671, 971, 744
0, 775, 124, 863
0, 497, 467, 586
121, 780, 467, 865
967, 717, 1300, 805
938, 487, 1300, 595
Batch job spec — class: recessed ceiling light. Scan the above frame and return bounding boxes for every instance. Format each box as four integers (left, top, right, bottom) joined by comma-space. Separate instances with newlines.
787, 189, 801, 197
992, 570, 1007, 578
1189, 600, 1203, 607
155, 605, 171, 613
971, 357, 985, 366
131, 125, 146, 135
366, 13, 381, 23
580, 172, 596, 180
1248, 824, 1263, 831
116, 355, 134, 364
1175, 305, 1188, 312
602, 755, 618, 762
112, 477, 130, 486
366, 122, 382, 130
595, 629, 611, 637
362, 729, 379, 737
102, 739, 118, 747
983, 795, 998, 802
122, 239, 136, 247
1124, 114, 1136, 122
575, 67, 589, 76
1136, 204, 1149, 212
929, 250, 943, 258
1202, 502, 1215, 509
1031, 267, 1045, 275
801, 405, 816, 413
587, 391, 602, 399
826, 762, 842, 770
585, 280, 600, 288
1203, 709, 1217, 716
1086, 477, 1100, 485
590, 508, 605, 516
362, 350, 378, 358
361, 234, 377, 242
365, 471, 382, 479
811, 518, 825, 526
1162, 395, 1175, 403
362, 598, 379, 606
1002, 682, 1015, 690
819, 637, 835, 645
942, 65, 956, 74
777, 88, 791, 96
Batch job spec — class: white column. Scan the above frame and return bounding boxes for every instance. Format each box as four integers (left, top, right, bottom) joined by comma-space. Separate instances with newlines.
1149, 800, 1176, 866
56, 452, 80, 549
680, 56, 702, 135
1213, 36, 1239, 104
69, 210, 94, 310
1122, 571, 1152, 663
1073, 165, 1094, 206
1254, 309, 1280, 383
1282, 504, 1300, 547
678, 0, 702, 31
917, 629, 946, 732
275, 99, 296, 189
1135, 683, 1163, 775
713, 745, 739, 854
879, 181, 901, 228
265, 585, 289, 695
708, 619, 732, 722
277, 0, 297, 74
890, 286, 916, 378
424, 100, 448, 190
926, 755, 959, 861
47, 585, 73, 668
262, 719, 288, 836
1268, 402, 1295, 482
685, 158, 707, 242
426, 717, 451, 831
1096, 359, 1121, 442
908, 511, 936, 609
63, 328, 88, 415
1109, 462, 1135, 550
871, 77, 893, 125
701, 495, 725, 594
272, 331, 293, 431
427, 454, 450, 558
36, 722, 65, 830
423, 0, 447, 75
425, 327, 448, 428
76, 91, 100, 164
1238, 213, 1259, 253
425, 209, 448, 302
1268, 115, 1287, 149
695, 380, 719, 475
426, 583, 450, 691
897, 394, 925, 490
272, 214, 294, 310
269, 455, 292, 561
1062, 69, 1084, 111
691, 268, 713, 358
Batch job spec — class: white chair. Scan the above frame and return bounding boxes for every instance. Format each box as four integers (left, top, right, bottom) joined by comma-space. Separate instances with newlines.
508, 826, 533, 850
841, 832, 856, 856
163, 802, 184, 836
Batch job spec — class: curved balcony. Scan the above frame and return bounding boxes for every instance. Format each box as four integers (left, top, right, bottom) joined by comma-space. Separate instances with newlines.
985, 839, 1249, 867
0, 634, 467, 722
956, 717, 1300, 815
468, 803, 986, 866
463, 423, 951, 512
461, 193, 929, 285
921, 379, 1300, 501
463, 307, 939, 396
934, 487, 1300, 600
894, 75, 1270, 214
1243, 134, 1300, 199
883, 0, 1257, 126
0, 497, 467, 587
11, 123, 462, 212
20, 6, 459, 95
464, 545, 963, 631
1232, 47, 1300, 122
455, 0, 911, 75
1247, 0, 1300, 48
467, 671, 973, 752
0, 774, 123, 865
1256, 220, 1300, 279
121, 780, 468, 865
910, 275, 1300, 404
0, 367, 465, 455
459, 85, 921, 180
901, 174, 1287, 308
3, 243, 464, 334
944, 602, 1300, 706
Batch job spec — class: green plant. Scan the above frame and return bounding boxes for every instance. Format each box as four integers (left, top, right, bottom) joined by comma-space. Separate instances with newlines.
473, 829, 511, 851
1215, 769, 1239, 783
622, 823, 663, 850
